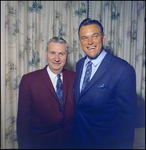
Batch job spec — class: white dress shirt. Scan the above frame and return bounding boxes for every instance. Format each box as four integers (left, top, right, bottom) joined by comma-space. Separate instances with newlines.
46, 66, 63, 92
80, 50, 107, 92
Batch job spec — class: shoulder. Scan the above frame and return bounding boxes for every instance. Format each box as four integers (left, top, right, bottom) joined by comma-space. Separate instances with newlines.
76, 56, 86, 71
22, 66, 47, 80
106, 51, 135, 73
76, 56, 86, 65
107, 51, 133, 67
63, 69, 76, 78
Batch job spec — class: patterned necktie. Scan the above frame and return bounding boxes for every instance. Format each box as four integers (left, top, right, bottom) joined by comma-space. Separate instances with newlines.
56, 74, 63, 111
81, 61, 92, 92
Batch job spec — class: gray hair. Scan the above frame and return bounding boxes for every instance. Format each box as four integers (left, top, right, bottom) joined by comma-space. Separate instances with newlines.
46, 37, 69, 52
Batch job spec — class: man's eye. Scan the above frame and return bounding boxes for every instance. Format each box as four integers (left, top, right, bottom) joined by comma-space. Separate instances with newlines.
60, 53, 65, 56
50, 52, 55, 54
93, 35, 98, 38
82, 37, 88, 40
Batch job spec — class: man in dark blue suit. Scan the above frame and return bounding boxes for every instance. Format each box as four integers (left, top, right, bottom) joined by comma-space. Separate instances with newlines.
73, 18, 137, 149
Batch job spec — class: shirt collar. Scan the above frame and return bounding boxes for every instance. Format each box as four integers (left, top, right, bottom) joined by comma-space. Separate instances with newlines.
85, 50, 107, 67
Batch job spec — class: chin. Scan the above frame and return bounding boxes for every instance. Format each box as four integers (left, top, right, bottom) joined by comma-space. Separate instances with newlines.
53, 68, 61, 71
88, 54, 99, 60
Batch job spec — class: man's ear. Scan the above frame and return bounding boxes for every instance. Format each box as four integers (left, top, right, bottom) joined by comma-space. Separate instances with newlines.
67, 52, 69, 61
102, 34, 106, 43
45, 50, 48, 59
79, 40, 82, 47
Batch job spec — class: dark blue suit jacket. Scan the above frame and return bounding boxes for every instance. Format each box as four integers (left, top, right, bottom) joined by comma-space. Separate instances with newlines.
73, 51, 137, 149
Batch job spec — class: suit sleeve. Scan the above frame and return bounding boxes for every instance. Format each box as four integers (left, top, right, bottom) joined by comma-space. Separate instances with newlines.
17, 75, 33, 149
116, 65, 137, 149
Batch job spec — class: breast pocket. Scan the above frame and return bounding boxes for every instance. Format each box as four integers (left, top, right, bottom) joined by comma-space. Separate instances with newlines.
88, 87, 111, 107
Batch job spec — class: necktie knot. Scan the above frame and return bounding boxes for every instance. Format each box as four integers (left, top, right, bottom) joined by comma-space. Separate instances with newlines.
88, 61, 92, 66
57, 74, 61, 79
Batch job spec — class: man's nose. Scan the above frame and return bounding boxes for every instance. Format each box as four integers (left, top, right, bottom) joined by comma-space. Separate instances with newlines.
54, 54, 60, 61
88, 37, 94, 45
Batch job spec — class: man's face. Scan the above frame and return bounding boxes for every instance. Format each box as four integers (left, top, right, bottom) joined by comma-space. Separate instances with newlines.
45, 42, 69, 74
79, 24, 106, 60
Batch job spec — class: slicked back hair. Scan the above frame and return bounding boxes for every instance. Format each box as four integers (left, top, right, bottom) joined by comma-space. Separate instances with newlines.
78, 18, 104, 38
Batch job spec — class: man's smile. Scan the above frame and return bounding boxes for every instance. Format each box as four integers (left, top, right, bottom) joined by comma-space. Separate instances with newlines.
87, 46, 96, 50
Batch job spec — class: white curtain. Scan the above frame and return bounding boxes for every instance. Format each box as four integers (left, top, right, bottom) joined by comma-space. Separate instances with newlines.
1, 1, 145, 149
1, 1, 87, 148
91, 1, 145, 104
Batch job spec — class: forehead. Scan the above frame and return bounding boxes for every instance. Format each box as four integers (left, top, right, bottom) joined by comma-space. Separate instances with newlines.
79, 24, 101, 36
48, 42, 66, 51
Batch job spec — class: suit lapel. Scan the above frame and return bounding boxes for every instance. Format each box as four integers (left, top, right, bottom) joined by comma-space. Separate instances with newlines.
42, 65, 58, 100
80, 52, 112, 97
75, 57, 86, 100
42, 66, 70, 107
62, 69, 69, 107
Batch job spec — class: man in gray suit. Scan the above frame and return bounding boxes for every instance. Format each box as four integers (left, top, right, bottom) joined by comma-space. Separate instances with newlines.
73, 18, 137, 149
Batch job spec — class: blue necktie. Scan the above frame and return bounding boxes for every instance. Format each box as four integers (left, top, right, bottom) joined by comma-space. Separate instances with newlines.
56, 74, 63, 111
81, 61, 92, 92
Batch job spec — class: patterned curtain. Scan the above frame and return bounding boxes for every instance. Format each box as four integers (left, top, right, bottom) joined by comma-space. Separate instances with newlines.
1, 1, 87, 148
91, 1, 145, 104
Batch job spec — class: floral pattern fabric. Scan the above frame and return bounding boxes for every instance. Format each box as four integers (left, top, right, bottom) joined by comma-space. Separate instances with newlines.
1, 1, 145, 149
